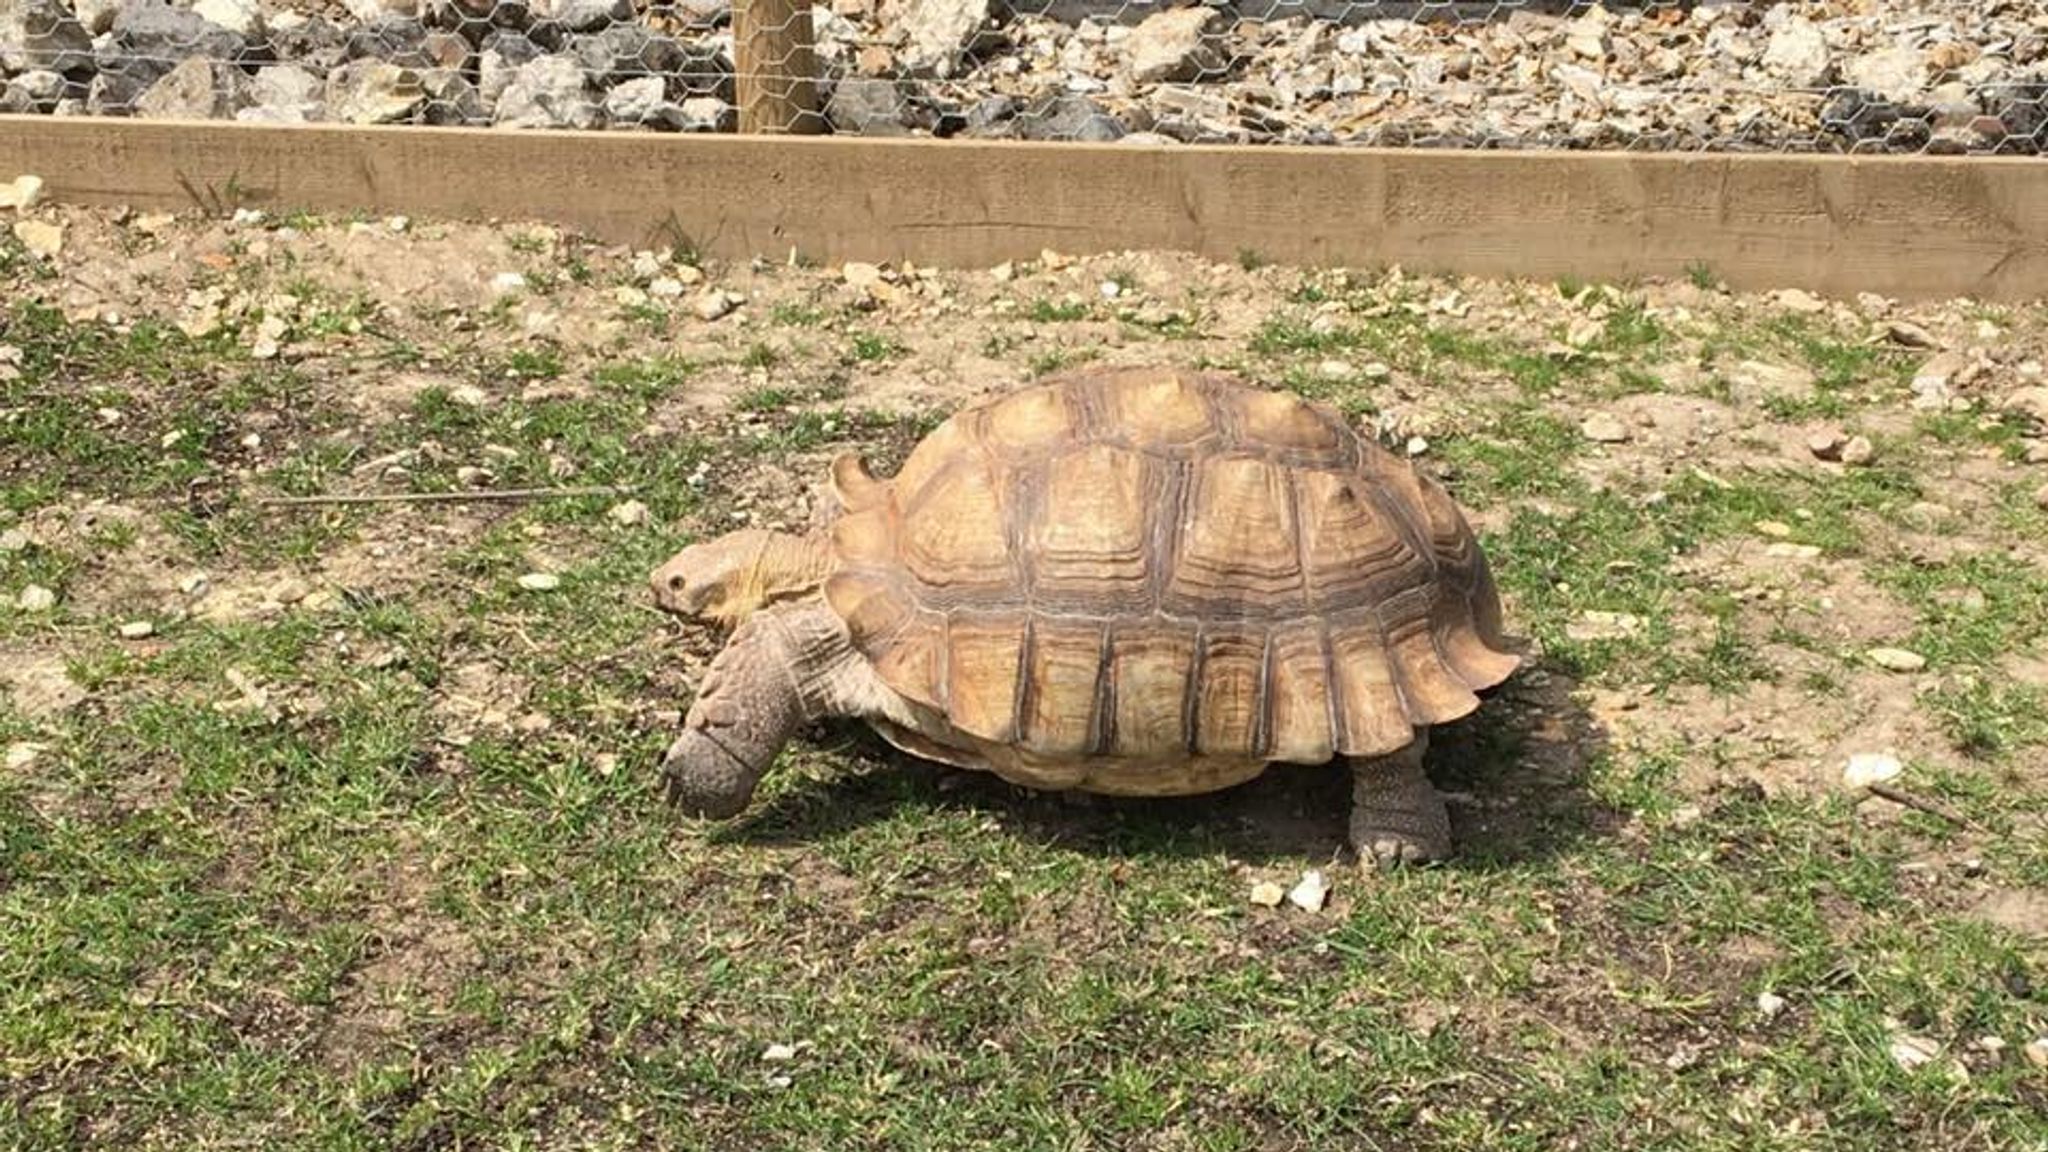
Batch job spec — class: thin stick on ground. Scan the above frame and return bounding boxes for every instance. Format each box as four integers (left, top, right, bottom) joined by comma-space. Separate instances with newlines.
252, 486, 635, 508
1866, 783, 1983, 831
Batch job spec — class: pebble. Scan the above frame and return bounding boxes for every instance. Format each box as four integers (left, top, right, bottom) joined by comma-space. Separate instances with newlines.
0, 174, 45, 211
1889, 1033, 1942, 1072
15, 584, 56, 612
1286, 869, 1329, 912
4, 743, 46, 771
1756, 992, 1787, 1020
1808, 429, 1849, 460
1843, 751, 1903, 788
1838, 435, 1876, 466
118, 620, 155, 639
608, 499, 650, 526
1885, 321, 1939, 349
693, 290, 740, 322
1248, 880, 1286, 907
1567, 610, 1645, 641
760, 1042, 799, 1062
1580, 412, 1631, 443
1866, 647, 1927, 673
2026, 1036, 2048, 1069
2024, 442, 2048, 465
517, 572, 561, 591
12, 219, 62, 259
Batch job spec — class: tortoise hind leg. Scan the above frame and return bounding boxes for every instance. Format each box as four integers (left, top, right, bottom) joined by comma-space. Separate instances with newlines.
1346, 729, 1451, 870
661, 598, 905, 819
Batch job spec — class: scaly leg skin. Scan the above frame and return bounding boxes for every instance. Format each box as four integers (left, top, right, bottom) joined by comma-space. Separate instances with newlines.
1347, 729, 1451, 871
660, 598, 911, 820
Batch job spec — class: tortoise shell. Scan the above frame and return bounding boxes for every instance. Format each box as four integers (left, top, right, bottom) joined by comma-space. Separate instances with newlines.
821, 365, 1519, 792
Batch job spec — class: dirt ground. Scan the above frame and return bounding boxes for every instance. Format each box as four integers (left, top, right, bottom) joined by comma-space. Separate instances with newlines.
2, 199, 2045, 1149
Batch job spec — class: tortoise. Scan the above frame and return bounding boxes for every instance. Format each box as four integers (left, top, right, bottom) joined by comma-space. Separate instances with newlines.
649, 364, 1522, 868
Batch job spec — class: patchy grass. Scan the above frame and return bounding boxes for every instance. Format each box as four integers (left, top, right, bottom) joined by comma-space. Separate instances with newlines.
1, 216, 2044, 1151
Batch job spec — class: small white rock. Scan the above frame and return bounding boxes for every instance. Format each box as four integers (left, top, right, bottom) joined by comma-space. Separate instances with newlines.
16, 584, 56, 612
118, 620, 155, 639
1248, 880, 1286, 907
1580, 412, 1631, 443
1866, 647, 1927, 673
693, 290, 740, 322
13, 219, 63, 259
4, 743, 47, 771
450, 384, 490, 408
1756, 992, 1786, 1020
1843, 752, 1903, 789
0, 174, 45, 211
490, 271, 529, 296
1286, 869, 1329, 912
2025, 1036, 2048, 1068
607, 499, 650, 527
1889, 1033, 1942, 1072
761, 1042, 799, 1062
517, 572, 561, 591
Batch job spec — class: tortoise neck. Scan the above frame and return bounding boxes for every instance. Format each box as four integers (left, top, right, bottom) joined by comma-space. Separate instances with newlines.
753, 529, 834, 605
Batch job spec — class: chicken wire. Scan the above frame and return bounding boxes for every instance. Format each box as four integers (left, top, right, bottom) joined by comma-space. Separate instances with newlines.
1, 0, 2044, 154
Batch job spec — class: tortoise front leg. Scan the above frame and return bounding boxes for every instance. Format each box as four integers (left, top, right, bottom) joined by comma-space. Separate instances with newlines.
662, 599, 842, 818
660, 598, 909, 819
1346, 729, 1451, 870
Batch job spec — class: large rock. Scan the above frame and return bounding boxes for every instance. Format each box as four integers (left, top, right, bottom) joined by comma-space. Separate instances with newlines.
1, 0, 95, 76
826, 77, 916, 135
343, 15, 432, 65
419, 67, 485, 124
1845, 43, 1930, 105
570, 24, 684, 86
238, 62, 325, 122
104, 0, 252, 66
1126, 6, 1224, 85
889, 0, 993, 80
191, 0, 262, 37
478, 29, 544, 106
529, 0, 629, 35
325, 58, 426, 123
135, 55, 249, 118
601, 75, 669, 123
4, 69, 68, 112
1759, 13, 1831, 89
1014, 92, 1125, 141
493, 55, 601, 128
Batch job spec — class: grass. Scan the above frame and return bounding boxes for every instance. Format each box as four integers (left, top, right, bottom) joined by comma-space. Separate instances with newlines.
2, 232, 2045, 1151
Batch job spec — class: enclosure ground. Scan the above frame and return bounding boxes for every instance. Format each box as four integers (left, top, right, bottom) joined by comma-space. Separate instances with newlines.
1, 202, 2045, 1149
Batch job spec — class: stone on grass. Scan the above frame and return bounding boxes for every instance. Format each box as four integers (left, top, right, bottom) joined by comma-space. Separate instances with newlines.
16, 585, 56, 612
1866, 647, 1927, 673
1843, 751, 1902, 789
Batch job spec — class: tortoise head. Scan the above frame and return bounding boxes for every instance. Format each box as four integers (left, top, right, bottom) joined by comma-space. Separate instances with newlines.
650, 528, 832, 628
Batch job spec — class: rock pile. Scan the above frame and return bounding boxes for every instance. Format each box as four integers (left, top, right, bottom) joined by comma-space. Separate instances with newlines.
1, 0, 2042, 151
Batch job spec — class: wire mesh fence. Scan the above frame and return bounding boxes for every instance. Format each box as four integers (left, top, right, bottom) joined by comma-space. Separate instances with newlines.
1, 0, 2044, 153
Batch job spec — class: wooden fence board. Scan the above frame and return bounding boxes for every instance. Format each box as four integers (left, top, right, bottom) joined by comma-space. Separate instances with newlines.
3, 115, 2045, 301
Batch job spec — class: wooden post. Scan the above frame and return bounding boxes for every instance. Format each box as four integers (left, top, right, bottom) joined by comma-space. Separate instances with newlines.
733, 0, 823, 135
